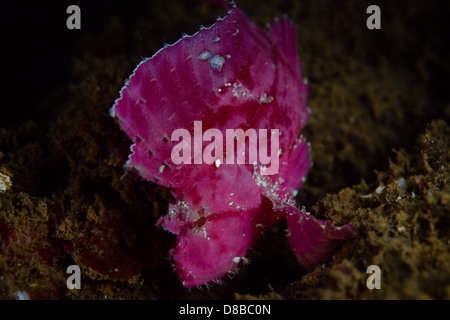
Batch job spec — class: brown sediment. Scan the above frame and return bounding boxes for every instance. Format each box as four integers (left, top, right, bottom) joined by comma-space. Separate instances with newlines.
281, 120, 450, 299
0, 0, 449, 299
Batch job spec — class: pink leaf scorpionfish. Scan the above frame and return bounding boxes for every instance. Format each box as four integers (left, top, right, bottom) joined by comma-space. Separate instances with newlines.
110, 0, 354, 287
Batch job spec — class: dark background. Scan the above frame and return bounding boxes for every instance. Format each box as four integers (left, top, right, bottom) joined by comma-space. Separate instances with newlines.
0, 0, 151, 126
1, 0, 449, 127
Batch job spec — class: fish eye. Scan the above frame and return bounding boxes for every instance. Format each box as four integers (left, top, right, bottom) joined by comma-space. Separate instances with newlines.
196, 216, 207, 228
